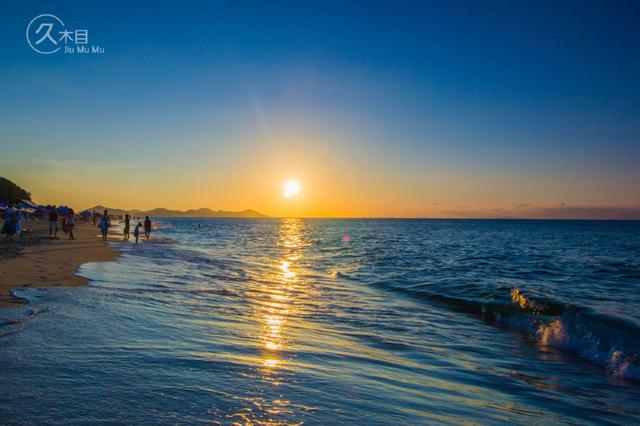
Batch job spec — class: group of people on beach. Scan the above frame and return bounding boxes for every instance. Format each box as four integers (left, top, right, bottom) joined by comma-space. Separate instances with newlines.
2, 204, 153, 244
2, 203, 77, 242
95, 210, 152, 244
1, 203, 26, 242
47, 205, 77, 240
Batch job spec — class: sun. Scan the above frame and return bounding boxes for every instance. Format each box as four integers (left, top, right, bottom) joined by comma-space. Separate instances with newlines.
283, 179, 301, 198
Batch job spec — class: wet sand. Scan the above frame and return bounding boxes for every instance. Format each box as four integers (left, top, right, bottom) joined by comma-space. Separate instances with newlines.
0, 221, 118, 308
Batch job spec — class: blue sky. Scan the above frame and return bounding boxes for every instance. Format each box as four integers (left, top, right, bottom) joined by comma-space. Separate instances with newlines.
1, 1, 639, 217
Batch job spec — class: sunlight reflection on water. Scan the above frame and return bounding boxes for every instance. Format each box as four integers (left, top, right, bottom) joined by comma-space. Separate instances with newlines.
2, 219, 640, 425
244, 219, 307, 424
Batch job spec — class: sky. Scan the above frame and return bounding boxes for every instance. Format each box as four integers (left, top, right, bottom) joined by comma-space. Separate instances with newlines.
1, 1, 639, 218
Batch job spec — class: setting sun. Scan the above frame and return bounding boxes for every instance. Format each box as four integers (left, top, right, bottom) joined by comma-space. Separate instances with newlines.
283, 179, 301, 198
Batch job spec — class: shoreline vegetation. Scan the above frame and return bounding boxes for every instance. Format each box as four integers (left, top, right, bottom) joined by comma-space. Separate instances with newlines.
0, 221, 117, 308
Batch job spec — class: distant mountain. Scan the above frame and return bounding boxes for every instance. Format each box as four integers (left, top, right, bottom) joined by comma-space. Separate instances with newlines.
84, 206, 268, 218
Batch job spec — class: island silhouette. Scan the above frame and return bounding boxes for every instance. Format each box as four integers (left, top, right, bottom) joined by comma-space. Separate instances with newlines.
84, 206, 268, 218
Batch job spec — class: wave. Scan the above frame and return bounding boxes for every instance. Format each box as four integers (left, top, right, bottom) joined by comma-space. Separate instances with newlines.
329, 270, 350, 279
0, 292, 51, 338
374, 282, 640, 381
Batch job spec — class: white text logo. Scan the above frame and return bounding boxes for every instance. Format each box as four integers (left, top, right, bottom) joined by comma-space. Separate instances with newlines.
26, 14, 104, 55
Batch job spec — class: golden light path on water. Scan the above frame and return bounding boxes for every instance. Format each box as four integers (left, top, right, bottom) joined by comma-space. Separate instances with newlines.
233, 219, 311, 425
261, 219, 303, 373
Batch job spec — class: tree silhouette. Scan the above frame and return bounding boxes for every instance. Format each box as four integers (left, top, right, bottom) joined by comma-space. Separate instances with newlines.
0, 177, 31, 204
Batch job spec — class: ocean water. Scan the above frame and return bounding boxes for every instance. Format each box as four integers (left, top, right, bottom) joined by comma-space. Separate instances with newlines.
1, 219, 639, 425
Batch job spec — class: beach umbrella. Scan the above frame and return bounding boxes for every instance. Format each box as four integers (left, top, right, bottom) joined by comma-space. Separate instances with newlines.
20, 199, 37, 208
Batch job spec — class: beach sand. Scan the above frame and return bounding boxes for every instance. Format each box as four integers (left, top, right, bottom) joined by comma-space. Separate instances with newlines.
0, 221, 118, 308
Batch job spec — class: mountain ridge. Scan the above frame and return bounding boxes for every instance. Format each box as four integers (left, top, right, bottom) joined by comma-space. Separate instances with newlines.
83, 206, 268, 218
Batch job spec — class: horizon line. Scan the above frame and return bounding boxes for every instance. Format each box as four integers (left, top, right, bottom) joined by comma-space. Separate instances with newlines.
77, 204, 640, 221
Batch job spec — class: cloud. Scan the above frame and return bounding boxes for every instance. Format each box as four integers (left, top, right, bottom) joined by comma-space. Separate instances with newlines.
519, 205, 640, 220
29, 158, 146, 176
437, 205, 640, 220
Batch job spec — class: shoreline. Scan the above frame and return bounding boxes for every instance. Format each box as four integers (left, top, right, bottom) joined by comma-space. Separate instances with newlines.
0, 221, 119, 308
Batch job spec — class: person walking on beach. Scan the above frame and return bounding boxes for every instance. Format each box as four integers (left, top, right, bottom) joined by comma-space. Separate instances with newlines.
122, 214, 131, 240
49, 206, 59, 237
15, 208, 24, 238
98, 209, 111, 241
1, 204, 19, 242
64, 209, 76, 240
133, 222, 142, 244
92, 210, 97, 226
143, 216, 152, 240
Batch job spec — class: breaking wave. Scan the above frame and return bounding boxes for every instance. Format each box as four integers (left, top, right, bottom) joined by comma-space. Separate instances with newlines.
375, 282, 640, 380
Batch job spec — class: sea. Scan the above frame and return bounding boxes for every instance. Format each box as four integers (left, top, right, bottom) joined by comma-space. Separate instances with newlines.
1, 218, 639, 425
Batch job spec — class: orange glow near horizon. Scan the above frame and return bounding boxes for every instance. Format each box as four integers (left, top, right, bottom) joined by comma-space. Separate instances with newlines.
5, 131, 639, 219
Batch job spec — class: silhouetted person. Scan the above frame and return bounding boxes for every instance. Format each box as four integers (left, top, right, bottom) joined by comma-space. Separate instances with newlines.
2, 204, 18, 242
133, 222, 142, 244
144, 216, 152, 240
49, 206, 59, 237
122, 214, 131, 240
98, 209, 111, 241
64, 209, 76, 240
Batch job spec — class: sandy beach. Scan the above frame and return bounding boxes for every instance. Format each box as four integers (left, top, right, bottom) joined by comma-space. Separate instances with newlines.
0, 221, 118, 308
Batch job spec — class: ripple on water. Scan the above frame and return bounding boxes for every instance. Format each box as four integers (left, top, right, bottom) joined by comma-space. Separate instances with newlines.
1, 218, 639, 425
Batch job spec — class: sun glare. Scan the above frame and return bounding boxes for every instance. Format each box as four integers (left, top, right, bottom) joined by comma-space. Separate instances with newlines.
283, 179, 301, 198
